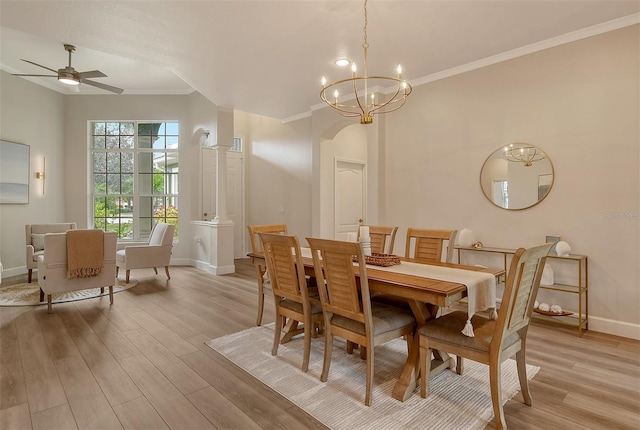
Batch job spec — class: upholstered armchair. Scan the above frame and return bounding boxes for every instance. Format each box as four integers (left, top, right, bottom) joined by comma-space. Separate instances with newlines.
116, 222, 175, 283
26, 223, 77, 283
37, 231, 117, 312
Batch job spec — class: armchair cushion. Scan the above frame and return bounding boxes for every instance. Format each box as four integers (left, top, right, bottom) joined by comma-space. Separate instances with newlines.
31, 234, 46, 251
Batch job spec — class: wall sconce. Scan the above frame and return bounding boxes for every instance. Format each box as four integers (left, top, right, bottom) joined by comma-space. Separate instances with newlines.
35, 157, 45, 195
200, 128, 212, 147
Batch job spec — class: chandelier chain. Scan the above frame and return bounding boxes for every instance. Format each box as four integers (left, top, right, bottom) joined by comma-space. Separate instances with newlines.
363, 0, 369, 50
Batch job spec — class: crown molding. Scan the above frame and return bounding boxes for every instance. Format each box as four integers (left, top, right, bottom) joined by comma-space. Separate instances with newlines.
299, 13, 639, 124
411, 13, 639, 88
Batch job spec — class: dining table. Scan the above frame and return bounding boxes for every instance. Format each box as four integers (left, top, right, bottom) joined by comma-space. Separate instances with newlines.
248, 248, 504, 402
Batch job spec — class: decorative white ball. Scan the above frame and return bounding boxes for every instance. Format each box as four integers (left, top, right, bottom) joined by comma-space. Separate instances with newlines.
534, 300, 539, 309
550, 304, 563, 314
457, 228, 476, 248
538, 303, 550, 312
555, 241, 571, 257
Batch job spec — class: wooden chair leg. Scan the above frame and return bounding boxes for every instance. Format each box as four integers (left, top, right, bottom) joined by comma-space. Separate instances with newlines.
126, 270, 130, 284
28, 269, 33, 284
321, 328, 333, 383
256, 282, 265, 326
490, 361, 506, 430
47, 294, 52, 313
109, 286, 114, 304
116, 266, 119, 277
272, 312, 283, 356
302, 315, 312, 372
165, 266, 171, 279
516, 347, 532, 406
347, 341, 355, 354
364, 341, 374, 406
39, 288, 45, 303
100, 287, 104, 294
154, 267, 158, 275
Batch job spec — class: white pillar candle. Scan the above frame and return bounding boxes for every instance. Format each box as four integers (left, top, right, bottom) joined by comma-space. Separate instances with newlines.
359, 226, 370, 241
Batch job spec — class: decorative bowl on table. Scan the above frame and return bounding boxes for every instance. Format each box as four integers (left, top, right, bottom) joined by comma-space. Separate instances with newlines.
353, 253, 401, 267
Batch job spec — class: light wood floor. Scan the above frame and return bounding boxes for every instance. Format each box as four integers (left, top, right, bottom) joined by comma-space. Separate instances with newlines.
0, 260, 638, 430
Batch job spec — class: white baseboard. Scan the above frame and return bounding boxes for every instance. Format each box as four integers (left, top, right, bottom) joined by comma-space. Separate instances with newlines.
589, 316, 640, 340
189, 259, 235, 275
0, 265, 28, 280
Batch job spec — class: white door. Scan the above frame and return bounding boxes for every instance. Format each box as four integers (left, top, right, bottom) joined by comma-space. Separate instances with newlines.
334, 159, 366, 240
201, 148, 245, 258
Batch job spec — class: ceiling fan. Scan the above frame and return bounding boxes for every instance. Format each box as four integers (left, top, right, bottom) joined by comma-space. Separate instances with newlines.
12, 44, 124, 94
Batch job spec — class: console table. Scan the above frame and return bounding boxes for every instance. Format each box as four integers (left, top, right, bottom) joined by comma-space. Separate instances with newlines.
456, 246, 588, 336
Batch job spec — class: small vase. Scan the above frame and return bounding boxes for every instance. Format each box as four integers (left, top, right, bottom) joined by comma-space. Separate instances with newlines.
555, 241, 571, 257
457, 228, 476, 248
540, 263, 554, 286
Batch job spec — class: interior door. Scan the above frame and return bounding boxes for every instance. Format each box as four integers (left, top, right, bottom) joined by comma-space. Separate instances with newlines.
334, 159, 366, 240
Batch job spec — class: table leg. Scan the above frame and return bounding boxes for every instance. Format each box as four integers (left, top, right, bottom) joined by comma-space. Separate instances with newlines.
392, 301, 455, 402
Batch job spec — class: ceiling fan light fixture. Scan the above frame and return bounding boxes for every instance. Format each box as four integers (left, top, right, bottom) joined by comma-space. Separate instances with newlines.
58, 71, 79, 86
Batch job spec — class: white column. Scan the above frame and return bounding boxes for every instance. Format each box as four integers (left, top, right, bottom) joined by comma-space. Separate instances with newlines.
208, 106, 235, 274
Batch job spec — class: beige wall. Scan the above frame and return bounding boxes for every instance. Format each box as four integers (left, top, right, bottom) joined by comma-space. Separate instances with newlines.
380, 25, 639, 337
0, 70, 66, 275
235, 110, 313, 249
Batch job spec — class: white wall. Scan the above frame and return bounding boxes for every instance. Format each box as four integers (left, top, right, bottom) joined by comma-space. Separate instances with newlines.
0, 70, 66, 276
236, 110, 313, 253
380, 25, 639, 337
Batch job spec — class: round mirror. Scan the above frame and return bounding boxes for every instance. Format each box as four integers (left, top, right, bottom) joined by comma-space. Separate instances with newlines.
480, 143, 554, 210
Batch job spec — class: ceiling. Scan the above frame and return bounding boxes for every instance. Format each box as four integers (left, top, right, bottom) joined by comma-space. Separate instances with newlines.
1, 1, 638, 122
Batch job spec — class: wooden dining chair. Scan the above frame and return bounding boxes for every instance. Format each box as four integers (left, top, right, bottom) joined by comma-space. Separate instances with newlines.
259, 233, 323, 372
418, 243, 553, 430
306, 237, 416, 406
405, 228, 458, 263
247, 224, 287, 325
358, 225, 399, 254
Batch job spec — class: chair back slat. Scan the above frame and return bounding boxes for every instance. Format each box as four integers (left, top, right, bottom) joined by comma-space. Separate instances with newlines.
494, 243, 553, 346
259, 233, 309, 303
405, 228, 458, 263
307, 238, 368, 323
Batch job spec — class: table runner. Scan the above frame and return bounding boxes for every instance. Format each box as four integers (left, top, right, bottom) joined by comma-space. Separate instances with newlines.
300, 247, 496, 336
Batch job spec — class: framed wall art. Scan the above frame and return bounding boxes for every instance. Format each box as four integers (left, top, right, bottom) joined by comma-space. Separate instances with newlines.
0, 140, 30, 204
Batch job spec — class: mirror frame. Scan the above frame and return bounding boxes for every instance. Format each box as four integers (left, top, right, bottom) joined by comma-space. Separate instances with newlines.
479, 143, 555, 210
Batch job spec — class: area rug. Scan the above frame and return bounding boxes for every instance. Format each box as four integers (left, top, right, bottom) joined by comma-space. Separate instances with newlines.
0, 277, 138, 306
206, 325, 539, 430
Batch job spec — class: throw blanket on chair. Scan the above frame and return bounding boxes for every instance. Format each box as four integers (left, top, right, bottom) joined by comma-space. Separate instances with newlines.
67, 229, 104, 278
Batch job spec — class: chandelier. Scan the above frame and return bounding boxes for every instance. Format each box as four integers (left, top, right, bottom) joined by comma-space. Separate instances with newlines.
320, 0, 412, 124
503, 144, 546, 167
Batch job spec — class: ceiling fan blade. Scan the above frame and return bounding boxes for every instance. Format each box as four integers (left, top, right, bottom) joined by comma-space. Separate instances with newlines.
75, 70, 107, 79
21, 59, 58, 73
12, 73, 57, 77
82, 79, 124, 94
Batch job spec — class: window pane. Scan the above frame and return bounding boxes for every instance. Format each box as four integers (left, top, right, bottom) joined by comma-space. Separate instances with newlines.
94, 174, 106, 194
93, 122, 106, 135
138, 123, 153, 135
94, 196, 107, 218
139, 152, 153, 173
166, 136, 179, 148
153, 171, 166, 195
106, 174, 120, 194
107, 152, 120, 173
120, 122, 134, 135
139, 217, 153, 238
121, 174, 134, 194
165, 122, 179, 135
153, 136, 165, 149
105, 197, 119, 217
93, 136, 105, 149
139, 173, 153, 194
138, 135, 152, 148
93, 153, 106, 173
121, 152, 134, 173
120, 136, 134, 148
106, 136, 119, 149
138, 196, 153, 218
106, 123, 120, 135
